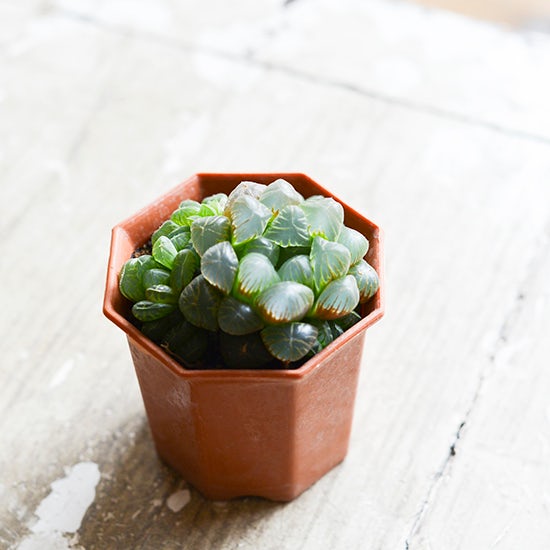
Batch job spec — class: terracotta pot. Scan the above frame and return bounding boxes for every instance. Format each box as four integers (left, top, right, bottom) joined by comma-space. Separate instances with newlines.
104, 173, 384, 501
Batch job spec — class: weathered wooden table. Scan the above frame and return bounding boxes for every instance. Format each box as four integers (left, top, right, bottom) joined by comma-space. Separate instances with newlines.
2, 1, 550, 548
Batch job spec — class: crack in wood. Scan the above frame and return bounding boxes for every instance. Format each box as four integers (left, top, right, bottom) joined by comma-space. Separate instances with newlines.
404, 223, 550, 549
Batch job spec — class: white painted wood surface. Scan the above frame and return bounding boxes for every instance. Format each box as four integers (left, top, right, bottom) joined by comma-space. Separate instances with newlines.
1, 1, 549, 548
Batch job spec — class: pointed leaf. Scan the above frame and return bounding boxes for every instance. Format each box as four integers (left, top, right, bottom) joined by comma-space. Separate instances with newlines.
261, 322, 318, 362
256, 282, 314, 324
278, 255, 314, 287
171, 200, 201, 225
178, 274, 222, 331
170, 249, 199, 293
337, 226, 369, 265
152, 236, 178, 269
218, 296, 264, 335
313, 275, 360, 320
260, 179, 304, 212
242, 237, 280, 265
132, 300, 176, 322
263, 205, 310, 247
349, 260, 379, 302
301, 195, 344, 240
234, 253, 280, 301
201, 241, 239, 294
310, 237, 351, 292
152, 220, 180, 244
229, 195, 272, 245
190, 215, 231, 256
145, 284, 178, 304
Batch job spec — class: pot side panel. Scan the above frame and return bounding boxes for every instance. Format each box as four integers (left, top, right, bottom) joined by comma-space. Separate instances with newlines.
128, 337, 201, 484
190, 379, 296, 500
292, 331, 366, 493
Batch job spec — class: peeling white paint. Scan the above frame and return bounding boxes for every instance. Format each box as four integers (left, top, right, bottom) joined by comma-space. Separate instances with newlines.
17, 462, 100, 550
166, 489, 191, 513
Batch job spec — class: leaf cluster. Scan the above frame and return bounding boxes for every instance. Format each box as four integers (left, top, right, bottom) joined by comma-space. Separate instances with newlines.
119, 179, 379, 368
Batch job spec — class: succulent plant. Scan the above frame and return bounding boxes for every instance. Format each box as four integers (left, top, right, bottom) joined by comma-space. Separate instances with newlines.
119, 179, 379, 369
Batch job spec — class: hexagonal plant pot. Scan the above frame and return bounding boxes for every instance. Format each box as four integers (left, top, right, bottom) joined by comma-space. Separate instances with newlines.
103, 173, 384, 501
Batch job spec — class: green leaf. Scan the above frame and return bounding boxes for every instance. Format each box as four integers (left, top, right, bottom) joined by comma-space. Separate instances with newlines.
229, 195, 272, 245
170, 249, 199, 293
263, 205, 310, 247
119, 258, 146, 302
168, 225, 191, 239
256, 282, 314, 324
276, 246, 311, 267
145, 284, 178, 304
218, 295, 264, 335
278, 255, 314, 287
309, 319, 343, 353
234, 253, 280, 301
152, 220, 180, 244
163, 319, 208, 365
220, 331, 274, 369
141, 310, 184, 344
152, 236, 178, 269
201, 193, 228, 216
301, 195, 344, 240
169, 230, 191, 251
201, 241, 239, 294
198, 203, 217, 217
349, 260, 379, 302
313, 275, 360, 320
242, 237, 280, 265
171, 200, 201, 225
260, 179, 304, 212
225, 181, 267, 216
190, 215, 231, 256
337, 226, 369, 265
142, 268, 171, 289
334, 310, 362, 330
261, 322, 318, 362
119, 255, 159, 302
310, 236, 351, 292
178, 274, 222, 331
132, 300, 176, 322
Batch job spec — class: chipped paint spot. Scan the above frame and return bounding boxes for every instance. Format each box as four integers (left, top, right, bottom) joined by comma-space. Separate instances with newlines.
17, 462, 100, 549
166, 489, 191, 513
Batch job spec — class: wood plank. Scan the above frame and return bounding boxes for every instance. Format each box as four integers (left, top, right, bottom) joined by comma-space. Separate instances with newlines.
45, 0, 550, 140
407, 221, 550, 549
1, 3, 550, 549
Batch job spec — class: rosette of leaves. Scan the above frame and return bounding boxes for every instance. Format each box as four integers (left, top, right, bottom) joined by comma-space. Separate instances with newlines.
119, 179, 379, 369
